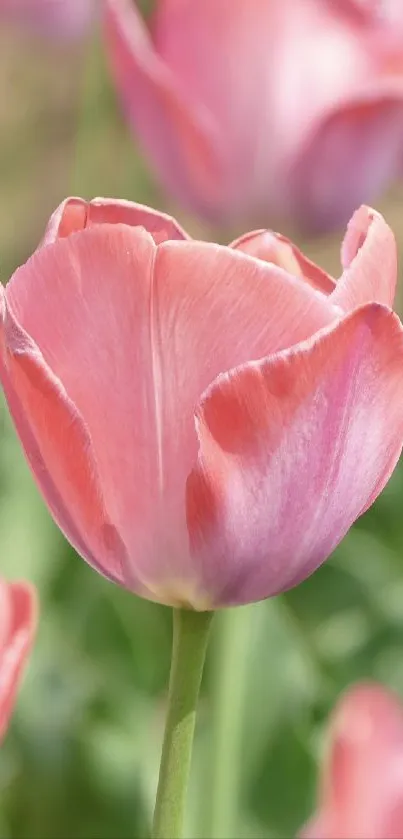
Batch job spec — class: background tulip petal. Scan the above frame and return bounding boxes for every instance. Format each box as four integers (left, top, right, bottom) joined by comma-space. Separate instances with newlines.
41, 196, 190, 247
104, 0, 225, 217
5, 225, 336, 604
150, 0, 287, 221
0, 0, 96, 39
230, 230, 336, 295
299, 814, 330, 839
291, 91, 403, 233
186, 304, 403, 607
332, 204, 397, 309
105, 0, 403, 229
0, 584, 12, 652
0, 581, 37, 743
339, 0, 403, 25
301, 683, 403, 838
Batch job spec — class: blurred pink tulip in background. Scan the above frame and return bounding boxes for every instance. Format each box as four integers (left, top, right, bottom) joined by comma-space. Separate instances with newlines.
0, 579, 37, 742
105, 0, 403, 232
1, 198, 403, 609
302, 683, 403, 839
0, 0, 97, 39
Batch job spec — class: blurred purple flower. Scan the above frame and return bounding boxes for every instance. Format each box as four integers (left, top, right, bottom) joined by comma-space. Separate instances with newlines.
105, 0, 403, 233
0, 0, 97, 40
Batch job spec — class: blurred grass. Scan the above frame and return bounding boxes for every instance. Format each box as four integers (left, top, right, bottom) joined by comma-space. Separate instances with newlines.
0, 18, 403, 839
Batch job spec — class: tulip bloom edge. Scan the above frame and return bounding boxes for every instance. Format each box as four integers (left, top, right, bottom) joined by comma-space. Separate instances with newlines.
0, 198, 402, 612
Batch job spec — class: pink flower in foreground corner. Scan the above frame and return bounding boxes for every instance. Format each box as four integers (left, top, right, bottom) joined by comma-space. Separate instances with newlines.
301, 683, 403, 839
0, 579, 37, 742
104, 0, 403, 233
0, 0, 96, 39
1, 197, 403, 610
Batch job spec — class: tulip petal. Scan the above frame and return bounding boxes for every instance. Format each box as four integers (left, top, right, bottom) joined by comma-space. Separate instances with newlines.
104, 0, 225, 215
0, 581, 37, 742
299, 814, 330, 839
337, 0, 383, 21
187, 304, 403, 607
0, 0, 96, 39
0, 292, 140, 592
5, 225, 336, 605
230, 229, 335, 295
332, 204, 397, 309
292, 91, 403, 234
338, 0, 403, 25
0, 585, 11, 651
41, 196, 190, 247
302, 683, 403, 838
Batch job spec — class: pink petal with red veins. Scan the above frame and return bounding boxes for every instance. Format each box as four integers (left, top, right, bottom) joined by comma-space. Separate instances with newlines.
187, 304, 403, 607
5, 225, 335, 606
104, 0, 224, 216
41, 196, 190, 247
333, 204, 397, 309
0, 581, 37, 742
230, 229, 335, 295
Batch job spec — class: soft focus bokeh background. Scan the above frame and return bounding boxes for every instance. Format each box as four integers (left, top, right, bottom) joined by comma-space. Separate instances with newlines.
1, 9, 403, 839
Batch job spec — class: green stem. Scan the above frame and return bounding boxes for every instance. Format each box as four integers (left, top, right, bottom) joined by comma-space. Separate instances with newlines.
152, 608, 213, 839
209, 607, 253, 838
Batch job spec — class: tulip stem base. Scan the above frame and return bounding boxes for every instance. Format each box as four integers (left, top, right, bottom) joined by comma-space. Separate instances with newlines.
152, 607, 213, 839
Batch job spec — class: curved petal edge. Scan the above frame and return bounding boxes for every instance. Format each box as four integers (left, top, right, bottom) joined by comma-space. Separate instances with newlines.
186, 303, 403, 607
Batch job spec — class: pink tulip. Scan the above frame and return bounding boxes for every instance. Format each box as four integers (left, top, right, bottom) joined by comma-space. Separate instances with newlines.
0, 579, 37, 742
0, 0, 96, 39
1, 197, 403, 609
301, 683, 403, 839
104, 0, 403, 232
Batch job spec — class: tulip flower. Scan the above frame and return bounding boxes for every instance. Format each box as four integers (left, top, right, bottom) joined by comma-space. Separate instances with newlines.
104, 0, 403, 232
0, 196, 403, 610
0, 579, 37, 742
301, 683, 403, 839
0, 0, 96, 39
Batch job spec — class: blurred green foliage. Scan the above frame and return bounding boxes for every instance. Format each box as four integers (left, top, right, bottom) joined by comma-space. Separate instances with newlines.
1, 21, 403, 839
